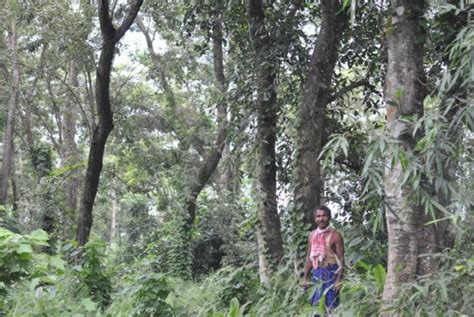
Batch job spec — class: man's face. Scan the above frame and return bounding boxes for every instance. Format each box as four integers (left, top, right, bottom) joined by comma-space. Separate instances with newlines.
314, 209, 330, 229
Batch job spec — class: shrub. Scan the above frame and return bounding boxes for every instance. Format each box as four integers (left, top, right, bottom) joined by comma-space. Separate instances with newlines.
132, 273, 173, 316
74, 239, 113, 310
0, 228, 65, 291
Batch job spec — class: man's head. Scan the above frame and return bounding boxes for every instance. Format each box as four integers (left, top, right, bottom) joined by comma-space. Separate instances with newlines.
313, 205, 332, 229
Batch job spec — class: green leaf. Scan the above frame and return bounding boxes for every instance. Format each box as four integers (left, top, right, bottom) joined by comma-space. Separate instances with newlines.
228, 297, 240, 317
373, 264, 386, 289
81, 298, 97, 312
29, 229, 49, 242
17, 243, 33, 254
49, 256, 66, 271
454, 264, 464, 272
0, 228, 13, 238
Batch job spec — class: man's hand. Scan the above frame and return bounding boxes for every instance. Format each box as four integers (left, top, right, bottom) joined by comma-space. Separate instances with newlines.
333, 280, 343, 292
301, 279, 311, 291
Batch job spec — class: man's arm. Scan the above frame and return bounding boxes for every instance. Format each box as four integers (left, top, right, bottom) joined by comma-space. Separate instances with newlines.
334, 231, 345, 291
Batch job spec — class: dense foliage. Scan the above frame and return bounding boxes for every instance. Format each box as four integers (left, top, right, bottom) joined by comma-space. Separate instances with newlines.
0, 0, 472, 316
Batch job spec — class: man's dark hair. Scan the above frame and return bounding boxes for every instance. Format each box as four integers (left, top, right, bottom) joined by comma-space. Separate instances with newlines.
313, 205, 332, 219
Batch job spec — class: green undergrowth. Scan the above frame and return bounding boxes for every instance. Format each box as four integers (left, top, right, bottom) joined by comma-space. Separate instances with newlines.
2, 227, 472, 316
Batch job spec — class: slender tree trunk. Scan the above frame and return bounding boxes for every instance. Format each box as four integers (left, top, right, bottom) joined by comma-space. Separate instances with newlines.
0, 21, 20, 206
136, 17, 207, 157
10, 142, 18, 212
63, 61, 80, 219
110, 186, 117, 242
21, 44, 46, 153
182, 1, 229, 229
135, 17, 177, 110
212, 1, 235, 194
77, 0, 143, 246
219, 146, 241, 194
247, 0, 284, 274
381, 1, 427, 313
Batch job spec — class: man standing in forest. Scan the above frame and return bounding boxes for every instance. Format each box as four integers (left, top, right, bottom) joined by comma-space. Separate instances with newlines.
302, 205, 345, 313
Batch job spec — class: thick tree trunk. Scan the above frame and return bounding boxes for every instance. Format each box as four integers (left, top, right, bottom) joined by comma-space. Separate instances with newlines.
381, 1, 427, 314
256, 227, 270, 285
0, 21, 20, 205
247, 0, 284, 273
293, 0, 346, 229
77, 0, 143, 246
291, 0, 346, 276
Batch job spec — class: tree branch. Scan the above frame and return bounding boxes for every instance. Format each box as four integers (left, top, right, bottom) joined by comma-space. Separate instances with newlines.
98, 0, 115, 39
115, 0, 144, 41
328, 80, 376, 103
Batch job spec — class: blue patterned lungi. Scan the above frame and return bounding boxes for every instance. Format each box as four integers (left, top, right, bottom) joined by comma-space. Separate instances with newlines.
309, 263, 340, 309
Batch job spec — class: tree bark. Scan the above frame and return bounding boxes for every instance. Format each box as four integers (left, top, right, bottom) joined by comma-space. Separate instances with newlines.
247, 0, 284, 272
256, 227, 270, 285
21, 44, 46, 152
291, 0, 347, 278
381, 1, 427, 313
293, 0, 347, 229
76, 0, 143, 246
211, 1, 238, 195
63, 61, 80, 219
0, 21, 20, 206
110, 185, 117, 242
182, 1, 229, 229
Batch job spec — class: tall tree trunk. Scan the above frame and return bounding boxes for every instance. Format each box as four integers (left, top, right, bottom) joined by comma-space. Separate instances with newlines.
256, 227, 270, 285
0, 21, 20, 206
291, 0, 346, 276
212, 1, 235, 194
76, 0, 143, 246
182, 1, 229, 229
21, 44, 46, 152
110, 185, 117, 242
293, 0, 346, 229
63, 61, 80, 221
247, 0, 284, 275
10, 142, 18, 212
381, 1, 427, 313
219, 146, 240, 194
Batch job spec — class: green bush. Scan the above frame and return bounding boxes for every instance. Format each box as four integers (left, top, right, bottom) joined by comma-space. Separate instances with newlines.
391, 252, 474, 316
0, 228, 65, 295
74, 239, 113, 310
108, 271, 174, 316
211, 266, 259, 309
5, 275, 100, 316
132, 273, 173, 316
250, 268, 308, 316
